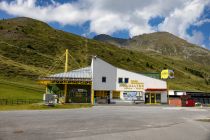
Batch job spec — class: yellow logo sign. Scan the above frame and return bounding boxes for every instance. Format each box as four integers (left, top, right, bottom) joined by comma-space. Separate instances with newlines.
161, 69, 174, 79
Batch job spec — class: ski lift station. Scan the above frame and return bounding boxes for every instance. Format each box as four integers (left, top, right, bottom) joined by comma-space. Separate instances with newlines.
39, 51, 167, 105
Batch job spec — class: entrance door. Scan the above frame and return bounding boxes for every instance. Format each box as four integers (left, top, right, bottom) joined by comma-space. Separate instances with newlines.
145, 93, 150, 103
156, 94, 161, 103
151, 93, 155, 103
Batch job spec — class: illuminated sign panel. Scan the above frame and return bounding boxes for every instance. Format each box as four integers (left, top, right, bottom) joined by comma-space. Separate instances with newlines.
119, 80, 144, 91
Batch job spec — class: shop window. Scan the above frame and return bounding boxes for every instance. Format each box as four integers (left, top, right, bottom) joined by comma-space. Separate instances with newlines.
118, 78, 123, 83
102, 77, 106, 83
113, 91, 120, 99
123, 93, 127, 97
124, 78, 129, 83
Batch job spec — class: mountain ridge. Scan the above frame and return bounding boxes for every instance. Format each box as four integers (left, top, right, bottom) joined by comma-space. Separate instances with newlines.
94, 33, 210, 66
0, 17, 209, 92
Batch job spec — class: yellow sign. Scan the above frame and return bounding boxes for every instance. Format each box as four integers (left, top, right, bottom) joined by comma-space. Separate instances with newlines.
161, 69, 174, 79
161, 70, 169, 79
119, 80, 144, 90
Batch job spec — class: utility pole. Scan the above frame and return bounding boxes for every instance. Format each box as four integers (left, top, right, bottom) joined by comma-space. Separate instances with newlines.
64, 49, 68, 103
65, 49, 68, 73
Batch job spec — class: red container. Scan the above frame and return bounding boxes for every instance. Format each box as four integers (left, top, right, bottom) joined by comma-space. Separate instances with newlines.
185, 99, 195, 107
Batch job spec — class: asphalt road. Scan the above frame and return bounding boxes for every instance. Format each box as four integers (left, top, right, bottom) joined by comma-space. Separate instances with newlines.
0, 106, 210, 140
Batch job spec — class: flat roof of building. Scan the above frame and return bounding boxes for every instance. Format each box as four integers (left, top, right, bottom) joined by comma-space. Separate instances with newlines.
40, 66, 92, 81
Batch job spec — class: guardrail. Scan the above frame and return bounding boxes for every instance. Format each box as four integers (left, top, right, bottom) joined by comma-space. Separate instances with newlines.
0, 99, 42, 105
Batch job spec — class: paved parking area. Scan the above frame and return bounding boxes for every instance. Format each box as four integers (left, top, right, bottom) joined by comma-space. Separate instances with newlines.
0, 106, 210, 140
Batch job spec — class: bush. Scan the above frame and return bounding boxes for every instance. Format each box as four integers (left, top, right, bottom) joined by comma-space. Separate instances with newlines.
146, 62, 150, 67
127, 57, 131, 62
185, 67, 208, 78
205, 78, 210, 85
27, 44, 35, 50
109, 51, 113, 56
146, 62, 154, 69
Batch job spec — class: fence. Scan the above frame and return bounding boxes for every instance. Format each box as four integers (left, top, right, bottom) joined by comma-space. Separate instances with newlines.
0, 99, 43, 105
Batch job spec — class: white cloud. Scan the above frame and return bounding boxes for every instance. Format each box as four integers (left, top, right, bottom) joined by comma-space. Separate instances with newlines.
0, 0, 209, 47
158, 0, 208, 41
193, 19, 210, 26
0, 0, 90, 25
186, 30, 205, 47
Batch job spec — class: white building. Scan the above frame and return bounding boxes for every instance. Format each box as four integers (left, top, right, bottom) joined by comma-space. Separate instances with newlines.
41, 57, 167, 104
92, 57, 167, 104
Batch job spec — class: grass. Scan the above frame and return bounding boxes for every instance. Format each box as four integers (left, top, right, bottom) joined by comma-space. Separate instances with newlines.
0, 78, 44, 99
0, 103, 92, 111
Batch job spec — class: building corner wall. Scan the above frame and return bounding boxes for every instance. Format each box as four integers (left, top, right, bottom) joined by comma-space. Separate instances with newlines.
92, 57, 117, 91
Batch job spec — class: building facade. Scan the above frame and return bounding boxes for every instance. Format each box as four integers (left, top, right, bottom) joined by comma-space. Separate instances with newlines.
92, 57, 167, 104
40, 57, 167, 104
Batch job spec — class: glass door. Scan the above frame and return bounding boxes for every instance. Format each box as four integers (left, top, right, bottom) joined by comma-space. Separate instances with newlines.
145, 93, 150, 103
151, 93, 155, 103
156, 94, 161, 103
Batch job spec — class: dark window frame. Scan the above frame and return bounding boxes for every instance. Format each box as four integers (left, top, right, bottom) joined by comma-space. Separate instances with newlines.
124, 78, 129, 83
118, 77, 123, 83
102, 76, 106, 83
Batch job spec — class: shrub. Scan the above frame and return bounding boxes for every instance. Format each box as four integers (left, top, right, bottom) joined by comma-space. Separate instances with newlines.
109, 51, 113, 56
146, 62, 149, 67
127, 57, 131, 62
27, 45, 35, 50
185, 67, 208, 78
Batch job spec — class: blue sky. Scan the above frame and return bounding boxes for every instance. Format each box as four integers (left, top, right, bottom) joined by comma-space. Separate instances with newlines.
0, 0, 209, 49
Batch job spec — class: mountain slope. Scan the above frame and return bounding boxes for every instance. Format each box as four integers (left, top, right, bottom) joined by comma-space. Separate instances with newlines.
0, 17, 210, 95
94, 33, 210, 66
93, 34, 128, 47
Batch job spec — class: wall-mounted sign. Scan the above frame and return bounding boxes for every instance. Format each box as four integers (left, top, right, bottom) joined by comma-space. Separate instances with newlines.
161, 69, 174, 79
119, 80, 144, 91
123, 91, 143, 101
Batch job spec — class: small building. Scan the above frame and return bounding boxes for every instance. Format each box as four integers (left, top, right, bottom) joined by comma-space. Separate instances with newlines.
39, 57, 167, 104
168, 90, 210, 106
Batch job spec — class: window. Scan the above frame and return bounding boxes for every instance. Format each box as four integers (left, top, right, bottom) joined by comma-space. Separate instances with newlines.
102, 77, 106, 83
118, 78, 123, 83
124, 78, 129, 83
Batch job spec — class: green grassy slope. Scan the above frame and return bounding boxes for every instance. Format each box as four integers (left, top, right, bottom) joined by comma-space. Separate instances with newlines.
0, 78, 43, 99
0, 17, 209, 100
94, 33, 210, 66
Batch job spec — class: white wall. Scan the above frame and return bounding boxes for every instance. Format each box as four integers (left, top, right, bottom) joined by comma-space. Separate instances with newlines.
92, 57, 117, 90
92, 57, 167, 92
161, 92, 168, 103
116, 68, 167, 91
168, 90, 175, 95
168, 90, 186, 96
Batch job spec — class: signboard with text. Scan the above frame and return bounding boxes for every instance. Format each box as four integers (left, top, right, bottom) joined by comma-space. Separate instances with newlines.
119, 80, 144, 91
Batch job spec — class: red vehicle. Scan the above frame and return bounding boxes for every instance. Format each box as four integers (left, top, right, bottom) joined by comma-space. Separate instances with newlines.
185, 99, 195, 107
181, 95, 195, 107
